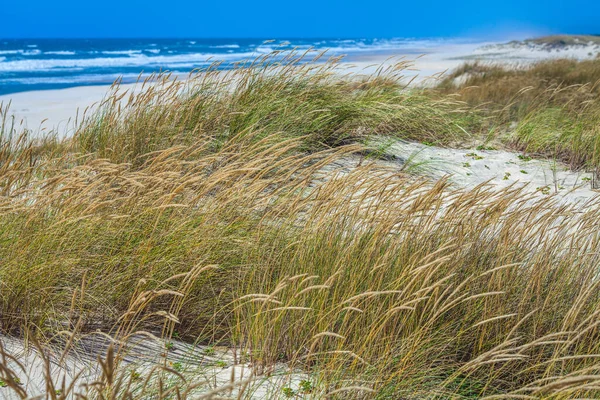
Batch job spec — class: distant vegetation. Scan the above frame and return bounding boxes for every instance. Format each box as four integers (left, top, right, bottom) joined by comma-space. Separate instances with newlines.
523, 34, 600, 47
1, 52, 600, 398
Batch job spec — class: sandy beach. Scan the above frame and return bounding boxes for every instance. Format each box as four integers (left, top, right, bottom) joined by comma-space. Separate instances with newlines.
1, 85, 115, 136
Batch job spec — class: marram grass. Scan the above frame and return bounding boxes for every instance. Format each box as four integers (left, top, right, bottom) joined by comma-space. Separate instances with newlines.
436, 57, 600, 170
0, 52, 600, 398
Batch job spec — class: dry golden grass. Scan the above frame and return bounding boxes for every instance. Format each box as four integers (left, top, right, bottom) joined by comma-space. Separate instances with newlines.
0, 53, 600, 398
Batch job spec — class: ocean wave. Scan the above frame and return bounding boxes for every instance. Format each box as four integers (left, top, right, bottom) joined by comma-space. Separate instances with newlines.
241, 39, 457, 55
0, 49, 42, 56
0, 72, 143, 85
0, 40, 457, 73
0, 38, 485, 96
255, 46, 275, 53
101, 50, 143, 55
0, 51, 260, 72
211, 44, 240, 49
44, 51, 77, 55
317, 39, 460, 54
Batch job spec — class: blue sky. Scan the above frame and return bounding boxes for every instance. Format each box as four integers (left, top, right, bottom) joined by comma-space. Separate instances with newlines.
1, 0, 599, 38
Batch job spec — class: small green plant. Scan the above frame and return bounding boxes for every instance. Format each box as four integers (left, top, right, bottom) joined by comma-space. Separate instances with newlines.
282, 387, 296, 398
131, 370, 141, 381
172, 361, 183, 372
466, 152, 484, 160
518, 154, 532, 162
204, 346, 216, 356
503, 172, 511, 180
537, 186, 551, 195
215, 360, 228, 368
165, 342, 175, 351
422, 141, 435, 146
299, 380, 314, 394
582, 176, 591, 182
0, 378, 21, 387
55, 390, 62, 396
463, 162, 471, 168
476, 145, 496, 151
520, 170, 528, 174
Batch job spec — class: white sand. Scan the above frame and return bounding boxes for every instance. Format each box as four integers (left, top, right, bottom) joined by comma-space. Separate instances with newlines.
0, 334, 310, 399
382, 140, 597, 203
344, 41, 496, 80
0, 83, 142, 138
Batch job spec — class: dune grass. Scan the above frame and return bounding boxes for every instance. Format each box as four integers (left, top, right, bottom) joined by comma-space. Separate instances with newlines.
1, 52, 600, 398
436, 57, 600, 170
75, 54, 471, 166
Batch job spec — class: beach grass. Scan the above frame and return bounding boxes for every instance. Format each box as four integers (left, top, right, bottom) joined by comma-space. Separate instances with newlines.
1, 52, 600, 398
436, 57, 600, 170
75, 54, 470, 166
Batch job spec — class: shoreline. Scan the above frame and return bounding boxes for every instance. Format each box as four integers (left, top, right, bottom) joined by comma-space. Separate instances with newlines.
1, 39, 600, 137
0, 55, 466, 136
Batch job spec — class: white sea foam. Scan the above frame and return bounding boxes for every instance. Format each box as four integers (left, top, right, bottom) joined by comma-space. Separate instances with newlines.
211, 44, 240, 49
0, 52, 259, 72
0, 49, 42, 55
101, 50, 143, 55
44, 51, 77, 55
255, 46, 275, 53
240, 38, 471, 56
322, 38, 465, 54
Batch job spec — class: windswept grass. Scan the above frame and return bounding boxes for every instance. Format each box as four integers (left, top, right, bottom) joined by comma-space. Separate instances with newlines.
436, 57, 600, 170
1, 52, 600, 398
75, 53, 471, 165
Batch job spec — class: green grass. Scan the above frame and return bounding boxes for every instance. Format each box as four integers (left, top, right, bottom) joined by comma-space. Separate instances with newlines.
435, 57, 600, 170
75, 54, 472, 166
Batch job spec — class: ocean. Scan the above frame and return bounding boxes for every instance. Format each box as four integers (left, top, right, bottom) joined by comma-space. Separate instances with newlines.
0, 38, 462, 95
